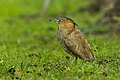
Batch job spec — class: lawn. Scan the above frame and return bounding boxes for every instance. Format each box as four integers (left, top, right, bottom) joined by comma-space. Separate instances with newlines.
0, 0, 120, 80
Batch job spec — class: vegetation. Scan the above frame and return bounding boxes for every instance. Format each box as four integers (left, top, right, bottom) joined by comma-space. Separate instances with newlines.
0, 0, 119, 80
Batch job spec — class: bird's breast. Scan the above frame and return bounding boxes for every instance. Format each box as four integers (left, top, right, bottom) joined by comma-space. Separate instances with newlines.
57, 29, 71, 54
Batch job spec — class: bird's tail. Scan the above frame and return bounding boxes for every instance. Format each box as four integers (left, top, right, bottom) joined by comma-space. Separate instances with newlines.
82, 49, 96, 61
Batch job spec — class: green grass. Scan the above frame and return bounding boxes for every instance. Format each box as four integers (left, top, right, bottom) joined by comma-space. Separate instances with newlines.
0, 0, 120, 80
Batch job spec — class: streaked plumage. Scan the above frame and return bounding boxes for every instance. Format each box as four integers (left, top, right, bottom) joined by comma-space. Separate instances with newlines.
51, 16, 95, 61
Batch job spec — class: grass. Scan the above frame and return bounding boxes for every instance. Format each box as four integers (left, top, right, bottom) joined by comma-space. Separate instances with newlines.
0, 0, 120, 80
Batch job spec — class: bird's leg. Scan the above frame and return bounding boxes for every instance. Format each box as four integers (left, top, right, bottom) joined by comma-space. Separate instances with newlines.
70, 55, 74, 63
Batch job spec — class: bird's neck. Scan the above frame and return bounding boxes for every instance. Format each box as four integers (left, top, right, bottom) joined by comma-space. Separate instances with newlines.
58, 27, 75, 35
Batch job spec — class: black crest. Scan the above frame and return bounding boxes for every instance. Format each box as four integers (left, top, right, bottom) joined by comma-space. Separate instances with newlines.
58, 16, 78, 27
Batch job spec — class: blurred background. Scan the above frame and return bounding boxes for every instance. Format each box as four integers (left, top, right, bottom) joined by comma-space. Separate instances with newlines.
0, 0, 120, 49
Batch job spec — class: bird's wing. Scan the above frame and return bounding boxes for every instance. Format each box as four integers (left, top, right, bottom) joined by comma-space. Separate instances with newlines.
64, 29, 95, 61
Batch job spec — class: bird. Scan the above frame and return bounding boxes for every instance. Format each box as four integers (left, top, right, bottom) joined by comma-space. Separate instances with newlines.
50, 16, 95, 61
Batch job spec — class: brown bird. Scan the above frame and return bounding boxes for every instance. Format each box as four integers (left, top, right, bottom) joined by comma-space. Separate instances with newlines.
50, 16, 95, 61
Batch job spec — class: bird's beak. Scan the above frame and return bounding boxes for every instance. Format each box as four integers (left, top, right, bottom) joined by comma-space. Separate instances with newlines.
49, 18, 59, 23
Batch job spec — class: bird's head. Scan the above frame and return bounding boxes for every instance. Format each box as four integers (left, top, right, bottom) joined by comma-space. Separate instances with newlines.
50, 16, 78, 30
